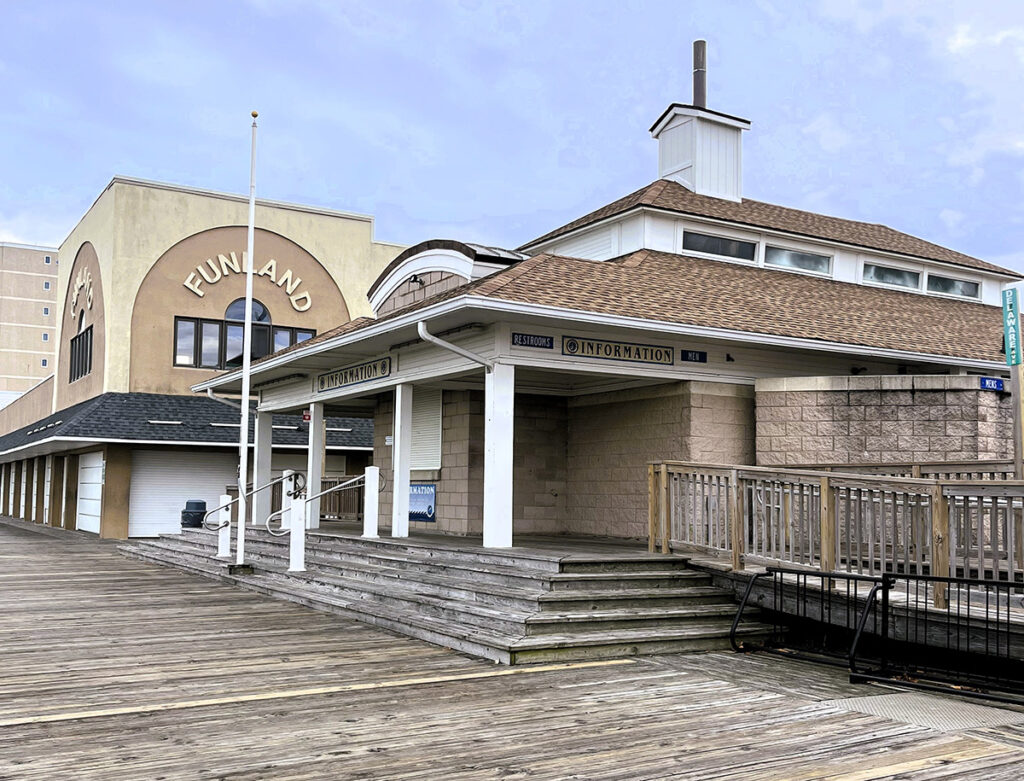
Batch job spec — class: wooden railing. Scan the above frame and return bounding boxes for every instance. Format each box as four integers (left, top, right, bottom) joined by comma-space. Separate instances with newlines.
789, 460, 1015, 481
649, 461, 1024, 607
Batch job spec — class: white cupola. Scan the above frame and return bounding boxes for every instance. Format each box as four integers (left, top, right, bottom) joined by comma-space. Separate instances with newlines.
649, 40, 750, 202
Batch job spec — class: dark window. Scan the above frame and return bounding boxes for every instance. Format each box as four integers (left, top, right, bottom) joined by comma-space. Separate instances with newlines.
765, 246, 831, 274
70, 325, 93, 382
683, 231, 756, 261
44, 255, 51, 264
173, 305, 313, 369
927, 274, 979, 298
863, 263, 920, 289
175, 319, 195, 365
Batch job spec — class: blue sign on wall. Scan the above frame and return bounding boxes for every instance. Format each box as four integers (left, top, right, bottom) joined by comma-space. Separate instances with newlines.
680, 350, 708, 363
980, 377, 1005, 392
512, 333, 554, 349
410, 484, 436, 523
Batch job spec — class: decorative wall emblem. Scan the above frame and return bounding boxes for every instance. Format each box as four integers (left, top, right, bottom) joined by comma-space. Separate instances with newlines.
70, 267, 94, 318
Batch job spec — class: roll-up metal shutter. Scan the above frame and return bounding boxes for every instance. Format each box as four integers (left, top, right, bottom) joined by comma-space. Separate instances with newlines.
411, 387, 442, 470
76, 451, 104, 534
129, 450, 238, 537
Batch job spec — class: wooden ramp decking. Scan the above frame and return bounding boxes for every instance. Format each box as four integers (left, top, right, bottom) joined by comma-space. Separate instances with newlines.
4, 516, 1024, 780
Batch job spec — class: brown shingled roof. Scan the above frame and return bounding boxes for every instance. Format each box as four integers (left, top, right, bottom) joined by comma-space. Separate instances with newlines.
259, 250, 1005, 365
521, 179, 1019, 278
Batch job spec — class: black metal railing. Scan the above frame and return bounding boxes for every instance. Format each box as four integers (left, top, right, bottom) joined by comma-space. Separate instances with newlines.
731, 566, 1024, 704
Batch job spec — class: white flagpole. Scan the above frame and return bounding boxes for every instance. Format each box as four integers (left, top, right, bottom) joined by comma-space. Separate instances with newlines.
236, 110, 258, 566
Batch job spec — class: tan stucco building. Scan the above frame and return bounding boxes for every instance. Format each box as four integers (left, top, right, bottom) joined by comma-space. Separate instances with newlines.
0, 177, 402, 538
0, 242, 58, 410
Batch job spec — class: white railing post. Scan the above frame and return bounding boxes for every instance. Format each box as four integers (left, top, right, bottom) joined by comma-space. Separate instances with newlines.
216, 493, 231, 559
363, 466, 380, 539
287, 470, 306, 572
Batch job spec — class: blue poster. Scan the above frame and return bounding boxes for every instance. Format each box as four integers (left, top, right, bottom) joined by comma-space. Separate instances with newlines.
410, 484, 436, 523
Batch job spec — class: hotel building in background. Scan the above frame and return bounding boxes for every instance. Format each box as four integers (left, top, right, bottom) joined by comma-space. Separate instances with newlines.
0, 242, 58, 410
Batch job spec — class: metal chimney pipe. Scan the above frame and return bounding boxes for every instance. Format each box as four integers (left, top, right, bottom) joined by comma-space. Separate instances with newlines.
693, 39, 707, 108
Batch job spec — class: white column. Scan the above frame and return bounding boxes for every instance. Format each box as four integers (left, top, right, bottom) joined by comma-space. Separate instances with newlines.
305, 402, 324, 530
483, 363, 515, 548
391, 384, 413, 538
252, 411, 273, 527
285, 469, 305, 571
363, 465, 380, 538
216, 493, 231, 558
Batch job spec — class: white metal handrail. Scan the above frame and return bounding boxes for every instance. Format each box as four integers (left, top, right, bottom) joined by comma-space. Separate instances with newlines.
202, 472, 305, 531
264, 471, 386, 536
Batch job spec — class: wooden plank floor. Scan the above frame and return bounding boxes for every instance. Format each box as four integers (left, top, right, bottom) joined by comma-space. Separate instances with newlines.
2, 518, 1024, 780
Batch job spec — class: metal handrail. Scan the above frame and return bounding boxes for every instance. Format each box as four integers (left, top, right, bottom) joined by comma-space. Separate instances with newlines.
264, 471, 386, 536
202, 472, 306, 531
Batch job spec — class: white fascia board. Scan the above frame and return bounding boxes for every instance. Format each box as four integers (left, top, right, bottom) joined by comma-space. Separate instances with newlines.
523, 205, 1020, 283
192, 294, 481, 393
472, 297, 1007, 372
0, 436, 368, 461
197, 290, 1003, 403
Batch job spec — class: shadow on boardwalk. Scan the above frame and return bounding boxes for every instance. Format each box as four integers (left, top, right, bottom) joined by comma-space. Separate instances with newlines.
2, 517, 1024, 780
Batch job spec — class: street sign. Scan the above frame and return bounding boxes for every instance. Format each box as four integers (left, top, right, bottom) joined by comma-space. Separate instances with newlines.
1003, 288, 1022, 366
980, 377, 1005, 392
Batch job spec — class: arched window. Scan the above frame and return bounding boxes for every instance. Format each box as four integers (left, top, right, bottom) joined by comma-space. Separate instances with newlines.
224, 298, 271, 324
77, 310, 86, 333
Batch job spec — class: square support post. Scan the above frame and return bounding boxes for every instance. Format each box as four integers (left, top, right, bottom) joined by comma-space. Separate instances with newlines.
363, 466, 380, 539
484, 363, 515, 548
305, 402, 324, 530
216, 493, 231, 559
931, 483, 950, 609
391, 384, 413, 538
285, 469, 305, 572
819, 476, 836, 572
252, 411, 273, 527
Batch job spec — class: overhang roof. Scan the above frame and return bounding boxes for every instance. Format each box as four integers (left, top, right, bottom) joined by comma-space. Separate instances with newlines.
520, 179, 1020, 279
201, 247, 1007, 397
0, 393, 372, 459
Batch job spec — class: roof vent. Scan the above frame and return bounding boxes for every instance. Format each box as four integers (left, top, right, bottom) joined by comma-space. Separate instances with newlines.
649, 40, 750, 202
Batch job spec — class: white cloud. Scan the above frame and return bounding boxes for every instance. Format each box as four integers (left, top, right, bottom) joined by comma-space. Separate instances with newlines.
938, 208, 964, 233
802, 113, 852, 153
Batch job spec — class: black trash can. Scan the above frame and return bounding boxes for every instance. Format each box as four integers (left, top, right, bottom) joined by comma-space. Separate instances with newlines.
181, 499, 207, 529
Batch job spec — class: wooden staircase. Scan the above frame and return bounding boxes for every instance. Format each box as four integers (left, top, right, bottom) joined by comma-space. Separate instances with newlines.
119, 528, 767, 664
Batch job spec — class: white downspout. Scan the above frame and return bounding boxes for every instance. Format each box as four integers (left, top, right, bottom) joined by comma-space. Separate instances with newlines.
416, 321, 494, 371
206, 388, 242, 410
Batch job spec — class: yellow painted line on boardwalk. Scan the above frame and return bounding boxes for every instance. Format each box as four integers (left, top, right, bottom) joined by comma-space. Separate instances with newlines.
0, 658, 635, 727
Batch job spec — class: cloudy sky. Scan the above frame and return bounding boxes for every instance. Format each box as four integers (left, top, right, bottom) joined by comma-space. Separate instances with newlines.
2, 0, 1023, 271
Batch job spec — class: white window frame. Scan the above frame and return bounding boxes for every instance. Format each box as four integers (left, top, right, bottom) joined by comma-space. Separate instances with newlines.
924, 271, 982, 301
859, 257, 924, 293
763, 243, 833, 277
677, 224, 759, 266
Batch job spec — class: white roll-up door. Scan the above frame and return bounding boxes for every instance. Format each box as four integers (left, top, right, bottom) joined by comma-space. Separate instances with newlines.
411, 387, 442, 470
129, 450, 237, 537
76, 451, 104, 534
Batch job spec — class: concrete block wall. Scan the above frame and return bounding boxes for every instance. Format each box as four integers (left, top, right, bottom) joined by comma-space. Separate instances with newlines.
513, 394, 568, 535
755, 375, 1013, 466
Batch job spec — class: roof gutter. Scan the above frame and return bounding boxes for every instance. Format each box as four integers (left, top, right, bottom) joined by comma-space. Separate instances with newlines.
206, 388, 242, 411
417, 320, 494, 371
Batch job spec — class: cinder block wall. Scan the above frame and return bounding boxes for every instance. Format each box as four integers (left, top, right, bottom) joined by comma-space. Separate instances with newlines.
755, 375, 1013, 466
565, 382, 754, 539
512, 394, 568, 535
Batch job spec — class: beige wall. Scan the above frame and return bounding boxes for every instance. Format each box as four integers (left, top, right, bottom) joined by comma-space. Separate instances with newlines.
56, 178, 403, 404
755, 375, 1014, 465
128, 226, 348, 395
55, 242, 106, 410
0, 377, 54, 435
371, 380, 754, 541
0, 244, 57, 403
377, 271, 466, 315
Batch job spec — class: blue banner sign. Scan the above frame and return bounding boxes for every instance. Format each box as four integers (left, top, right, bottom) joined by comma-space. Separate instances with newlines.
316, 356, 392, 393
1003, 288, 1022, 366
980, 377, 1005, 392
410, 484, 436, 523
680, 350, 708, 363
511, 333, 554, 349
561, 336, 674, 365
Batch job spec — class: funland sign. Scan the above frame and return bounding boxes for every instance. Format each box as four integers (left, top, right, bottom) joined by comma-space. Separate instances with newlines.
182, 252, 313, 312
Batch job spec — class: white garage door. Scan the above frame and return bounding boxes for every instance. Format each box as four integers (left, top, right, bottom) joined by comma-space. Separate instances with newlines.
76, 451, 104, 534
129, 450, 237, 538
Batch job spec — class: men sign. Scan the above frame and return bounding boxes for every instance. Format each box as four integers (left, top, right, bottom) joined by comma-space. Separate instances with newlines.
1004, 287, 1022, 366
